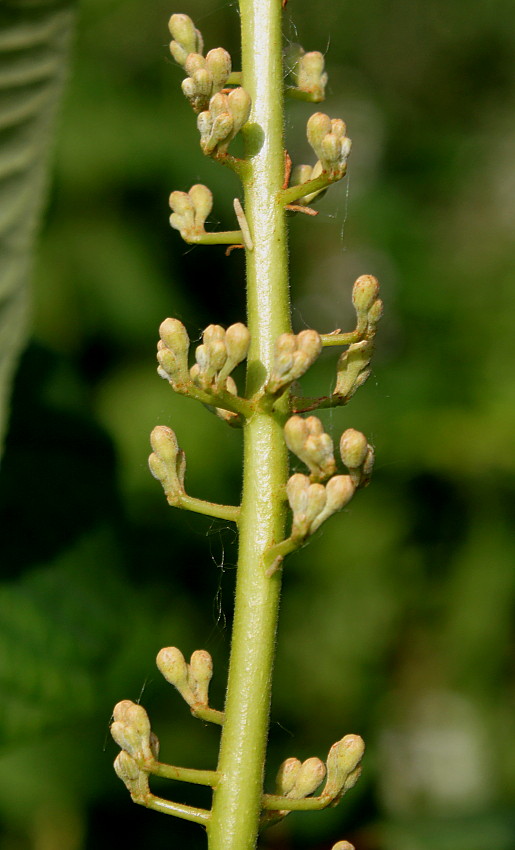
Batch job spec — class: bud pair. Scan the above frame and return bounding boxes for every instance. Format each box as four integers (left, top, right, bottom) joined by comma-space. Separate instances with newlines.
276, 756, 326, 798
189, 322, 250, 392
351, 274, 382, 334
266, 329, 322, 395
156, 646, 213, 711
324, 734, 365, 803
287, 472, 355, 539
339, 428, 374, 488
168, 13, 203, 66
197, 88, 251, 156
157, 318, 190, 387
181, 48, 232, 113
169, 185, 213, 242
111, 700, 156, 763
307, 112, 352, 176
148, 426, 186, 506
284, 415, 336, 481
114, 750, 151, 801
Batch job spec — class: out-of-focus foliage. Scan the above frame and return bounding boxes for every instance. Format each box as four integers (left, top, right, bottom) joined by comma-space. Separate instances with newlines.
0, 1, 514, 848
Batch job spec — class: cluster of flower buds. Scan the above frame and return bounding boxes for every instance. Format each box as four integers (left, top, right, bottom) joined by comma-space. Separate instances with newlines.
333, 274, 382, 399
190, 322, 250, 393
290, 161, 325, 206
181, 48, 232, 113
168, 13, 203, 65
307, 112, 352, 176
266, 329, 322, 396
111, 700, 159, 765
332, 843, 355, 850
275, 756, 326, 799
157, 318, 190, 389
284, 415, 336, 481
113, 749, 151, 802
286, 45, 328, 102
169, 184, 213, 242
324, 734, 364, 804
156, 646, 214, 712
148, 425, 186, 507
339, 428, 374, 489
286, 472, 355, 540
197, 88, 251, 156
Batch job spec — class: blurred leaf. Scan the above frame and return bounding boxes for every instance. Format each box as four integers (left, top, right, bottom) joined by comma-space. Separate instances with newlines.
0, 0, 76, 456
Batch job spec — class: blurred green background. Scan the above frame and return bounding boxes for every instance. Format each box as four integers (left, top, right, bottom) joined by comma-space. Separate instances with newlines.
1, 0, 514, 848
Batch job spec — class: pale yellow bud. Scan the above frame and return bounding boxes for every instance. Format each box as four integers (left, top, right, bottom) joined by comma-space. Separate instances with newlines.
352, 274, 380, 314
156, 647, 196, 706
149, 425, 179, 466
169, 14, 203, 65
276, 757, 302, 795
111, 700, 152, 760
292, 757, 326, 797
188, 649, 213, 706
340, 428, 368, 469
114, 751, 149, 799
228, 87, 252, 132
205, 47, 232, 90
332, 843, 355, 850
286, 473, 311, 515
225, 322, 250, 365
321, 133, 341, 165
307, 111, 332, 158
367, 297, 383, 327
324, 734, 365, 799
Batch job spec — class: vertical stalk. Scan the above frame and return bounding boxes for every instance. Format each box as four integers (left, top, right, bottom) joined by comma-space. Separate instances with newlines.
208, 1, 290, 848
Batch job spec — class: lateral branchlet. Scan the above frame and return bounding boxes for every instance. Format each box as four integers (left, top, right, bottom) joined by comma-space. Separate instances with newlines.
197, 88, 251, 156
290, 161, 326, 206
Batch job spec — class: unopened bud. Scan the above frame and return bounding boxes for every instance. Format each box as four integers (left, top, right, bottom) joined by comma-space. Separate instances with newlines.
225, 322, 250, 365
324, 734, 365, 799
339, 429, 368, 469
227, 87, 252, 132
114, 750, 149, 799
188, 184, 213, 230
292, 757, 326, 797
276, 757, 302, 795
332, 843, 355, 850
111, 700, 153, 761
352, 275, 380, 315
188, 649, 213, 706
169, 14, 203, 65
156, 646, 196, 706
309, 475, 355, 534
367, 297, 383, 328
205, 47, 232, 89
284, 415, 335, 481
296, 51, 327, 101
286, 473, 310, 516
307, 112, 332, 157
334, 339, 374, 399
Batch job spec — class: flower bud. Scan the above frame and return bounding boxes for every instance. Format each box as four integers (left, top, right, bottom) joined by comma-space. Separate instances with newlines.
205, 47, 232, 90
321, 133, 341, 165
275, 757, 302, 795
228, 87, 252, 132
111, 700, 153, 761
188, 649, 213, 706
188, 184, 213, 230
307, 112, 332, 157
169, 14, 203, 65
286, 473, 310, 515
324, 734, 365, 800
308, 475, 355, 534
296, 51, 327, 101
292, 757, 326, 797
352, 275, 380, 315
334, 339, 374, 399
114, 750, 149, 800
367, 297, 383, 328
284, 415, 336, 481
225, 322, 250, 365
340, 428, 368, 469
156, 646, 196, 706
332, 843, 355, 850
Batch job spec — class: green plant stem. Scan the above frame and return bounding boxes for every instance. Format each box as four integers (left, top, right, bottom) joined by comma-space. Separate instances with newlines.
280, 168, 346, 206
145, 794, 210, 823
178, 494, 240, 523
185, 230, 243, 245
208, 0, 290, 847
147, 760, 219, 787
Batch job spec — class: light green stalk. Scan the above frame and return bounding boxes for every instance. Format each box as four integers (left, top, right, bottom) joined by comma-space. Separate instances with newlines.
208, 1, 291, 848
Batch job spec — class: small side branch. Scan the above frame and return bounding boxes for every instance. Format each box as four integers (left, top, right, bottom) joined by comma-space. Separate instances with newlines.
145, 759, 220, 787
186, 230, 244, 246
278, 167, 346, 207
179, 494, 240, 523
144, 794, 211, 824
262, 791, 332, 812
191, 705, 225, 726
263, 537, 300, 576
